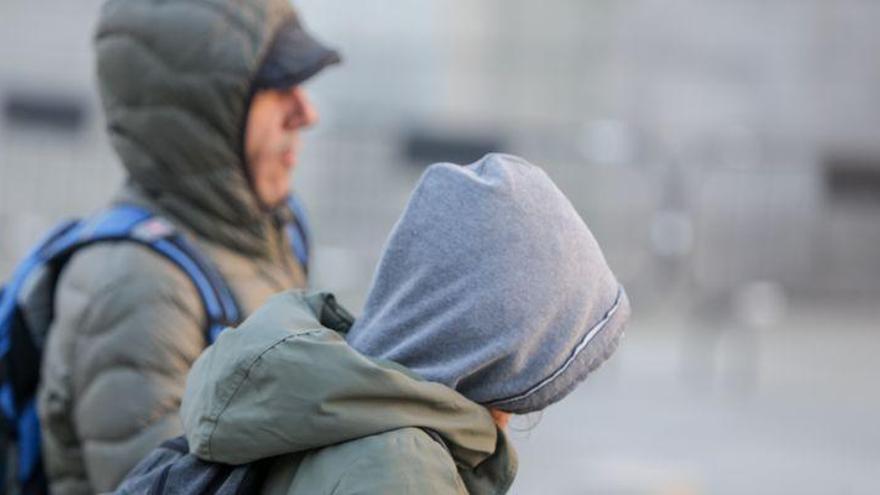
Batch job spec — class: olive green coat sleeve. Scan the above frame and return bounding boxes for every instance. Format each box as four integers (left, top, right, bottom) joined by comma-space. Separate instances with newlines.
283, 428, 467, 495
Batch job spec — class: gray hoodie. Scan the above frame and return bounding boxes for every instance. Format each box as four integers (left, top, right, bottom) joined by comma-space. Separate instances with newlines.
347, 153, 630, 413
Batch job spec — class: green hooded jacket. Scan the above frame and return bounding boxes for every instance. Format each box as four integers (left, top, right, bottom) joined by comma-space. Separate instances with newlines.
35, 1, 310, 493
181, 291, 519, 494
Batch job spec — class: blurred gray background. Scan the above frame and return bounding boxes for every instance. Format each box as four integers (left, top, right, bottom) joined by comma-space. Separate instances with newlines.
1, 1, 879, 493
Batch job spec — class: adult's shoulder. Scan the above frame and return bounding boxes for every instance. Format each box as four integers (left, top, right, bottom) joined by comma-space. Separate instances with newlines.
50, 241, 206, 354
59, 239, 202, 310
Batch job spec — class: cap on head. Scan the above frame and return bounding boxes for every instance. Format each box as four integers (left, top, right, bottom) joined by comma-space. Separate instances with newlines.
252, 12, 341, 92
93, 0, 340, 257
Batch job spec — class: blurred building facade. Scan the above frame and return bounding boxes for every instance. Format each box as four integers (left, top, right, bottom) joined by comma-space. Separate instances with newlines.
3, 0, 879, 307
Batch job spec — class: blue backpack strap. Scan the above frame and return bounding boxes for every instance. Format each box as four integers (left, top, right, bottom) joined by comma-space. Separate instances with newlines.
37, 205, 241, 341
0, 205, 241, 492
0, 220, 78, 491
0, 220, 78, 358
286, 195, 311, 274
139, 229, 242, 342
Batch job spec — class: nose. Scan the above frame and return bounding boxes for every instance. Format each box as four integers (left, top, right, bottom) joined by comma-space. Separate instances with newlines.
284, 87, 318, 129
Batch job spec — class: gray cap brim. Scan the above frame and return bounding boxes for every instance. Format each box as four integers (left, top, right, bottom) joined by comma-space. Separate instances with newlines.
254, 15, 341, 91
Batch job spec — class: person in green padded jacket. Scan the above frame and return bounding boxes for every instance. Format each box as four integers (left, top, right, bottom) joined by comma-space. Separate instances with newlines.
180, 153, 631, 494
36, 1, 338, 493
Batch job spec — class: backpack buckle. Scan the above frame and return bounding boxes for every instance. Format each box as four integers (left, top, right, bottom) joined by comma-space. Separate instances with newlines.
130, 218, 176, 242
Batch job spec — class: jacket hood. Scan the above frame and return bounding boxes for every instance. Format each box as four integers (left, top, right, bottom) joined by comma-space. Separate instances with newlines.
94, 0, 314, 259
347, 153, 630, 413
181, 291, 518, 493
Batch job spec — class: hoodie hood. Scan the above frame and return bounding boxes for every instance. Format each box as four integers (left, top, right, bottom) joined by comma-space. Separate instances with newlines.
347, 153, 630, 413
94, 0, 327, 259
181, 291, 517, 493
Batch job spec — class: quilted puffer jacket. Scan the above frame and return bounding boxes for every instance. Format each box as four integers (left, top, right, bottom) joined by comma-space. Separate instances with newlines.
35, 1, 309, 493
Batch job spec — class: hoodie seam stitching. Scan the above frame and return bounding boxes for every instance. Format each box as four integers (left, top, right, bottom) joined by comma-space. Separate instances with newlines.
204, 330, 324, 459
484, 286, 626, 407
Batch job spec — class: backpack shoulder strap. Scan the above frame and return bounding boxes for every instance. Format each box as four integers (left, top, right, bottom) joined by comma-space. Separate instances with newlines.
0, 220, 79, 492
286, 195, 311, 274
40, 204, 242, 343
0, 220, 78, 357
0, 206, 242, 493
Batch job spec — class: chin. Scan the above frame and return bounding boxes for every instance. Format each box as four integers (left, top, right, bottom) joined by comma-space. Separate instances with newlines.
270, 191, 289, 207
255, 183, 290, 209
276, 183, 292, 204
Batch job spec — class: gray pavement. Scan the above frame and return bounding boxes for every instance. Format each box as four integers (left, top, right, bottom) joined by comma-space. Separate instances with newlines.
507, 306, 880, 494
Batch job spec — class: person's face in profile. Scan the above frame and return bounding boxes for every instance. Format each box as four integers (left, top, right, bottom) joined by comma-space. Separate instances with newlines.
244, 86, 318, 207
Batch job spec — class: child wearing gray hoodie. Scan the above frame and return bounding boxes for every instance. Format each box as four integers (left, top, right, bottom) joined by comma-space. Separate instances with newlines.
348, 152, 629, 415
124, 153, 630, 495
